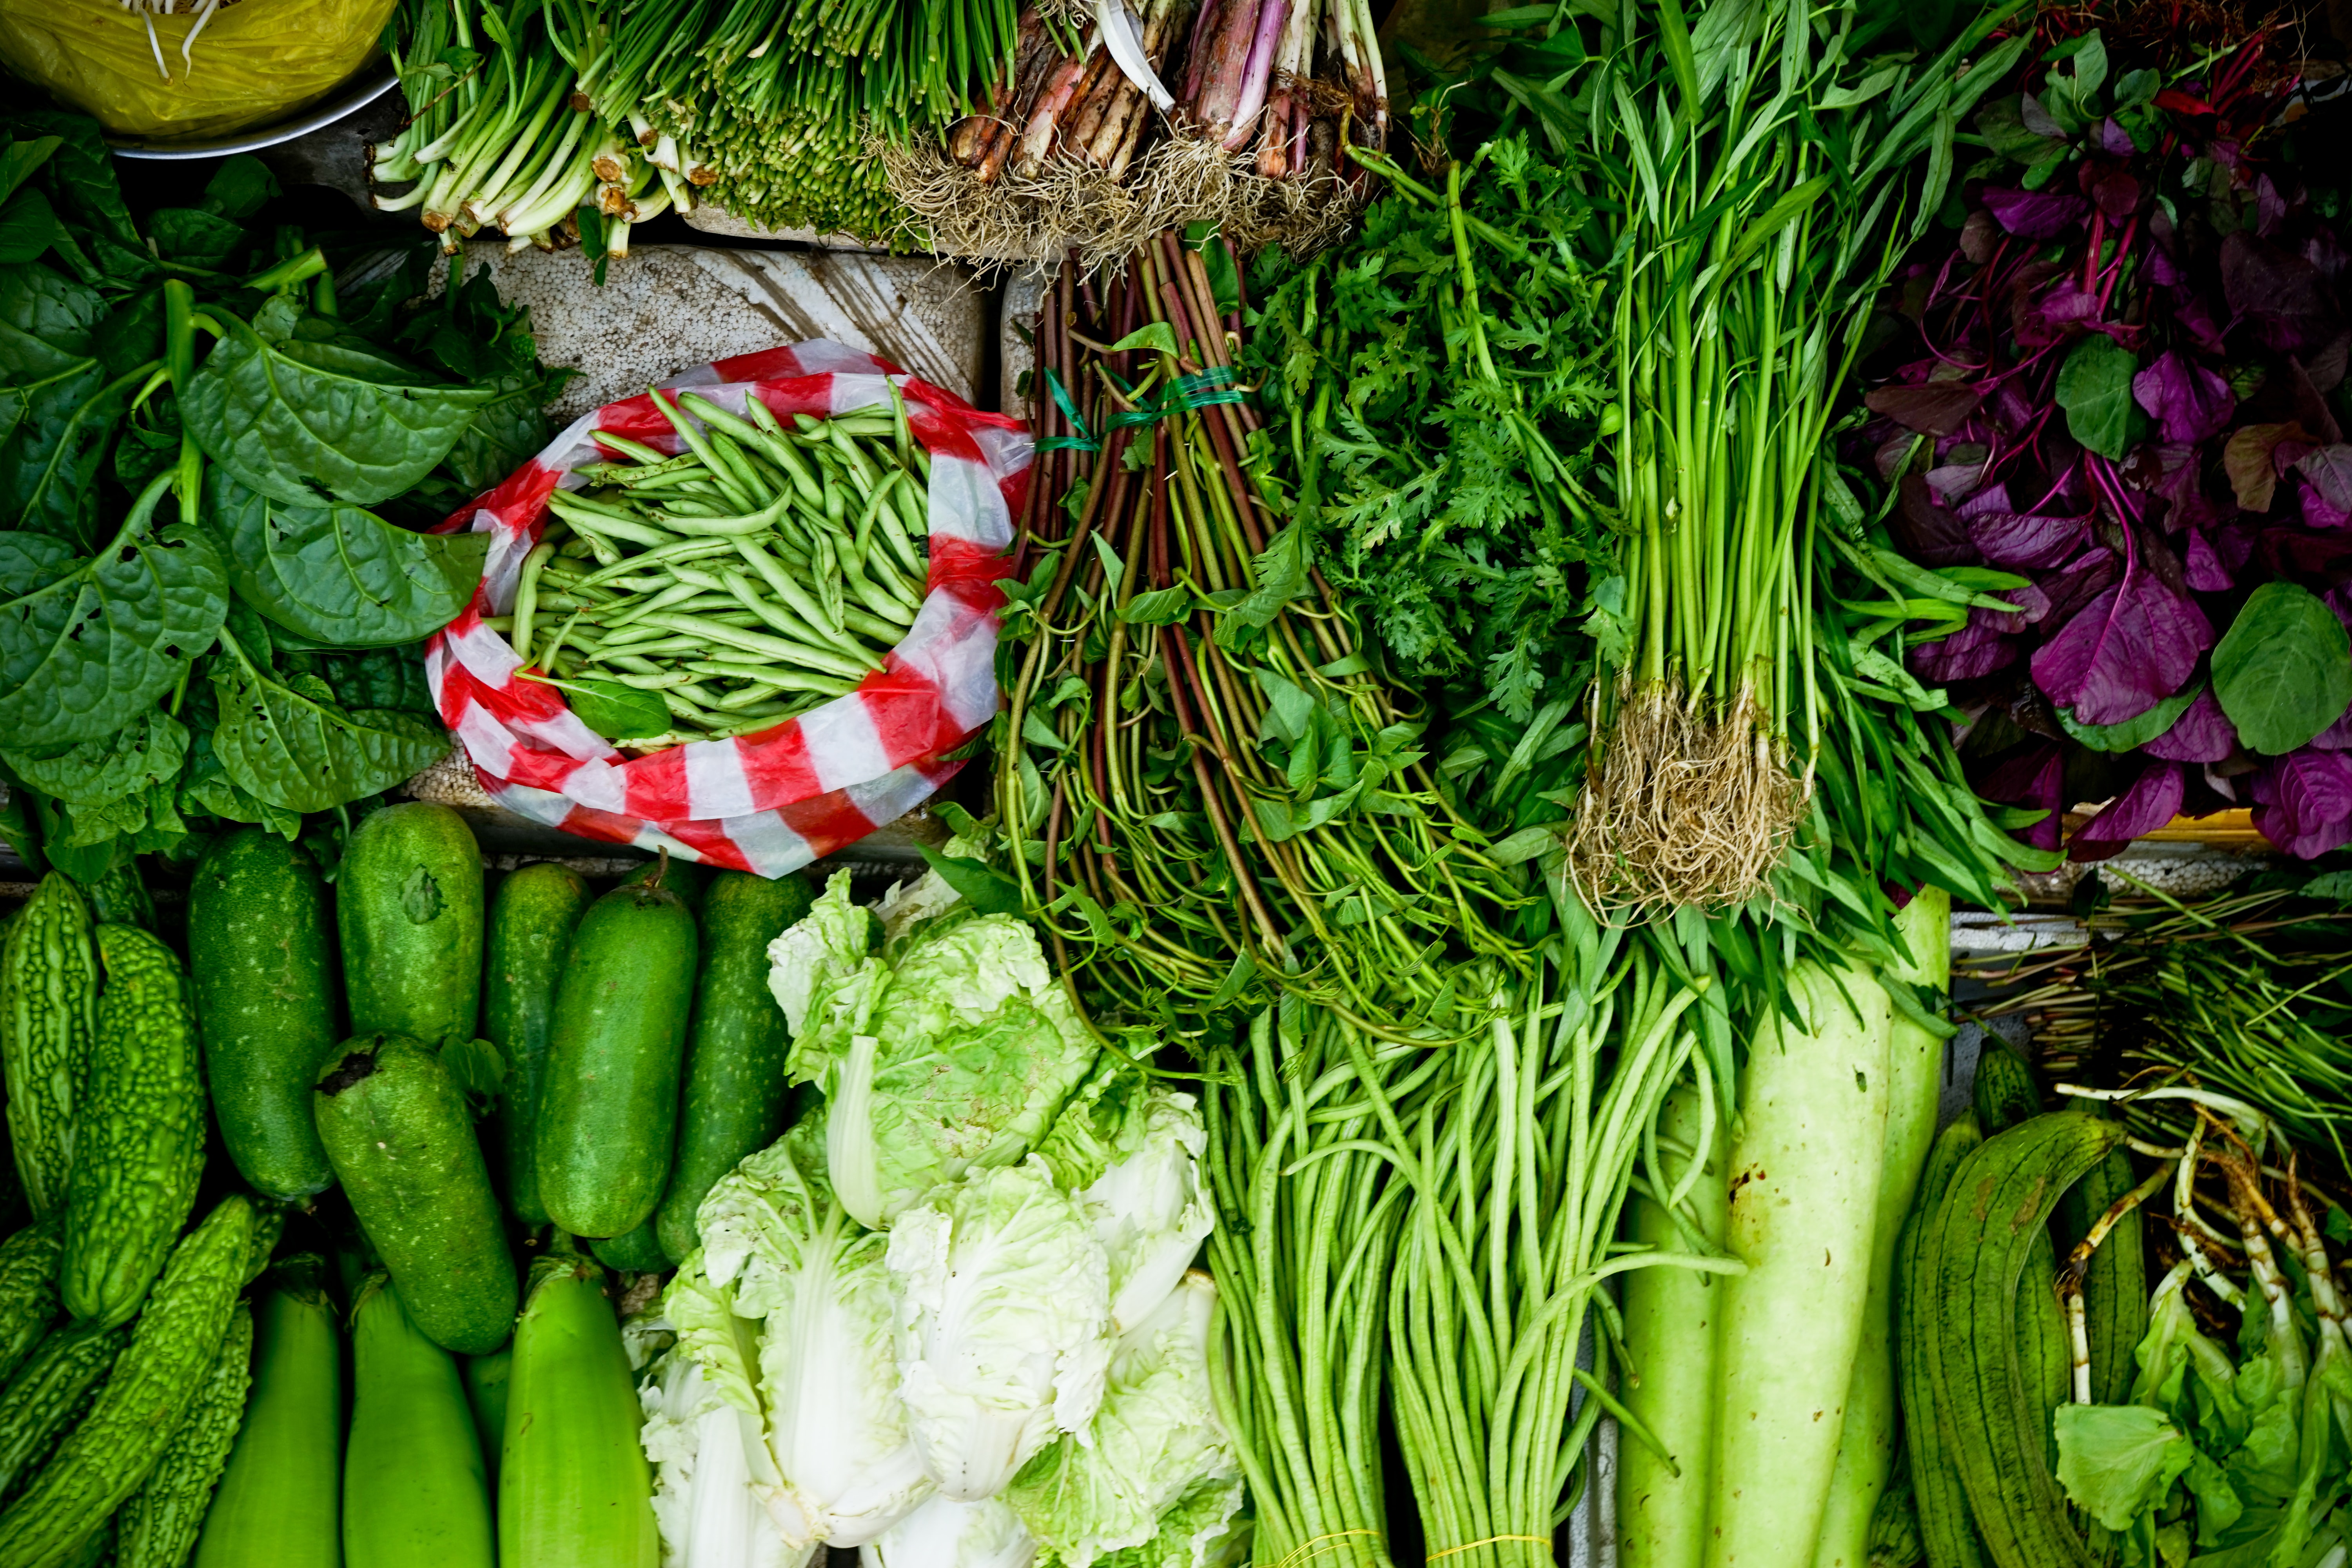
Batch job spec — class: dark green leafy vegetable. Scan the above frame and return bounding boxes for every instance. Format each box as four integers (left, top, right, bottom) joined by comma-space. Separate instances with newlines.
209, 626, 451, 813
207, 470, 488, 648
2210, 584, 2352, 757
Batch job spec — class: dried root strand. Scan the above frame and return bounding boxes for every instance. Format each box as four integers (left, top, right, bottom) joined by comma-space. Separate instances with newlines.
1567, 677, 1807, 919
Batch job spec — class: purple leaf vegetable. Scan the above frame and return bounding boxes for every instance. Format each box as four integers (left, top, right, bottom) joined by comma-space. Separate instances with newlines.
2132, 351, 2235, 444
2030, 574, 2212, 726
1984, 187, 2090, 240
2251, 751, 2352, 858
2143, 688, 2238, 762
2071, 760, 2186, 859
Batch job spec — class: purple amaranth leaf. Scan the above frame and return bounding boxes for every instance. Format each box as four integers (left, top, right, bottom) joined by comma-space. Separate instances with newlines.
1960, 209, 2003, 264
2017, 278, 2103, 348
2222, 233, 2339, 356
2225, 423, 2304, 512
2304, 480, 2352, 532
1927, 465, 1990, 502
2096, 117, 2137, 156
2308, 703, 2352, 751
1984, 187, 2090, 240
2255, 175, 2288, 238
2020, 94, 2065, 136
2088, 166, 2141, 223
2251, 751, 2352, 857
2070, 760, 2186, 860
2297, 445, 2352, 514
1893, 473, 1975, 566
1865, 383, 1983, 436
1909, 610, 2020, 682
2171, 293, 2228, 356
2030, 574, 2214, 726
2039, 548, 2123, 628
1978, 741, 2066, 851
1968, 507, 2094, 570
2144, 688, 2238, 761
2310, 334, 2352, 397
2131, 352, 2235, 444
2185, 528, 2235, 590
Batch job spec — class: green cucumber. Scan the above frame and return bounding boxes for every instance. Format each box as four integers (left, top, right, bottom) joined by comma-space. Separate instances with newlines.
499, 1255, 657, 1568
1923, 1112, 2123, 1568
0, 1221, 62, 1390
1, 875, 97, 1219
588, 1224, 668, 1276
534, 886, 698, 1239
193, 1267, 340, 1568
115, 1306, 255, 1568
482, 864, 593, 1228
616, 857, 710, 912
462, 1352, 509, 1499
188, 831, 341, 1202
314, 1035, 515, 1356
345, 1274, 494, 1568
63, 927, 206, 1330
653, 872, 810, 1264
0, 1328, 127, 1504
339, 805, 483, 1048
0, 1194, 256, 1568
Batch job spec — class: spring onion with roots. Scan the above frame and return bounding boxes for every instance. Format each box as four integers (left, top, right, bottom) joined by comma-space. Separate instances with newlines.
1552, 0, 2028, 915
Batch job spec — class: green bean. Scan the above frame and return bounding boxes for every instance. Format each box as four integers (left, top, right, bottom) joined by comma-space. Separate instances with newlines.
890, 467, 929, 539
590, 431, 677, 467
546, 492, 674, 548
650, 492, 795, 536
539, 608, 586, 673
571, 536, 739, 590
715, 566, 875, 666
633, 613, 873, 680
744, 398, 826, 506
710, 682, 791, 710
580, 450, 704, 486
684, 660, 861, 694
886, 379, 914, 470
696, 418, 775, 506
650, 387, 759, 513
601, 577, 708, 629
510, 540, 558, 660
823, 419, 883, 498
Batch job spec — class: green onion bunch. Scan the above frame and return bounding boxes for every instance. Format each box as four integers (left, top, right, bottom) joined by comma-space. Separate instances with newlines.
490, 390, 932, 747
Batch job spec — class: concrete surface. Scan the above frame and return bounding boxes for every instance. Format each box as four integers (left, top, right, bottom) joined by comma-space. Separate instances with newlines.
444, 242, 990, 419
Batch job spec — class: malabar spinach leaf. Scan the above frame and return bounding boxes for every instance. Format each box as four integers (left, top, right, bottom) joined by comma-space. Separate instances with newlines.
209, 626, 448, 811
0, 474, 227, 746
183, 294, 494, 507
207, 468, 488, 647
0, 708, 188, 806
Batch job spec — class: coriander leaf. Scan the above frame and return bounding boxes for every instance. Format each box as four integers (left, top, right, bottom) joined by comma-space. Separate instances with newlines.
183, 294, 496, 507
0, 475, 228, 746
206, 469, 487, 647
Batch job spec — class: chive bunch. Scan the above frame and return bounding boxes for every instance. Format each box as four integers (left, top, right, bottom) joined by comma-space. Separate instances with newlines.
486, 390, 933, 748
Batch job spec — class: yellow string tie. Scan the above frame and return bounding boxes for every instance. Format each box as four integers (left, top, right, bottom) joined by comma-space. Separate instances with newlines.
1271, 1528, 1382, 1568
1425, 1535, 1554, 1562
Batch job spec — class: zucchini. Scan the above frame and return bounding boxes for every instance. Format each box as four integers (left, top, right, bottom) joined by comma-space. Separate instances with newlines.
1706, 956, 1892, 1568
115, 1306, 254, 1568
462, 1352, 509, 1500
534, 885, 698, 1239
1898, 1117, 1986, 1568
0, 1194, 256, 1568
80, 867, 153, 935
653, 871, 810, 1264
188, 831, 340, 1202
1620, 1080, 1727, 1568
0, 1328, 127, 1505
193, 1266, 340, 1568
339, 804, 483, 1048
314, 1035, 515, 1357
62, 927, 206, 1331
1, 876, 97, 1218
345, 1274, 494, 1568
1922, 1112, 2124, 1568
0, 1221, 62, 1389
500, 1254, 658, 1568
1813, 889, 1953, 1568
482, 864, 592, 1228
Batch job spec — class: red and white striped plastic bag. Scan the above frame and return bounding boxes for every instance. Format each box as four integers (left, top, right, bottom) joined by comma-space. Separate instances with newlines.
424, 341, 1030, 875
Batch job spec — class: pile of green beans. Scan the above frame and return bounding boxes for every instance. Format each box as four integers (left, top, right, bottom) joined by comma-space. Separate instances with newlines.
484, 387, 933, 748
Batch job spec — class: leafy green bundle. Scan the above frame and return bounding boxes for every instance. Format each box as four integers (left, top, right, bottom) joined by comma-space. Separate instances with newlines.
0, 114, 569, 875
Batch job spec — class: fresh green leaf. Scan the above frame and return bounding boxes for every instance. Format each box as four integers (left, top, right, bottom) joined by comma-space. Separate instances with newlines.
200, 157, 277, 222
401, 864, 444, 923
0, 475, 228, 746
1106, 322, 1179, 358
1120, 586, 1192, 626
2212, 583, 2352, 755
438, 1037, 506, 1102
0, 189, 62, 267
0, 709, 188, 806
0, 137, 60, 209
522, 672, 670, 740
1220, 523, 1311, 633
2054, 1404, 2194, 1532
915, 846, 1027, 916
182, 294, 495, 507
206, 468, 486, 647
2055, 335, 2142, 459
208, 627, 450, 812
2062, 682, 2206, 752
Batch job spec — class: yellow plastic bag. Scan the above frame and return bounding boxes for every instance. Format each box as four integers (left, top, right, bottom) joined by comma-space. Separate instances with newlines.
0, 0, 396, 141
